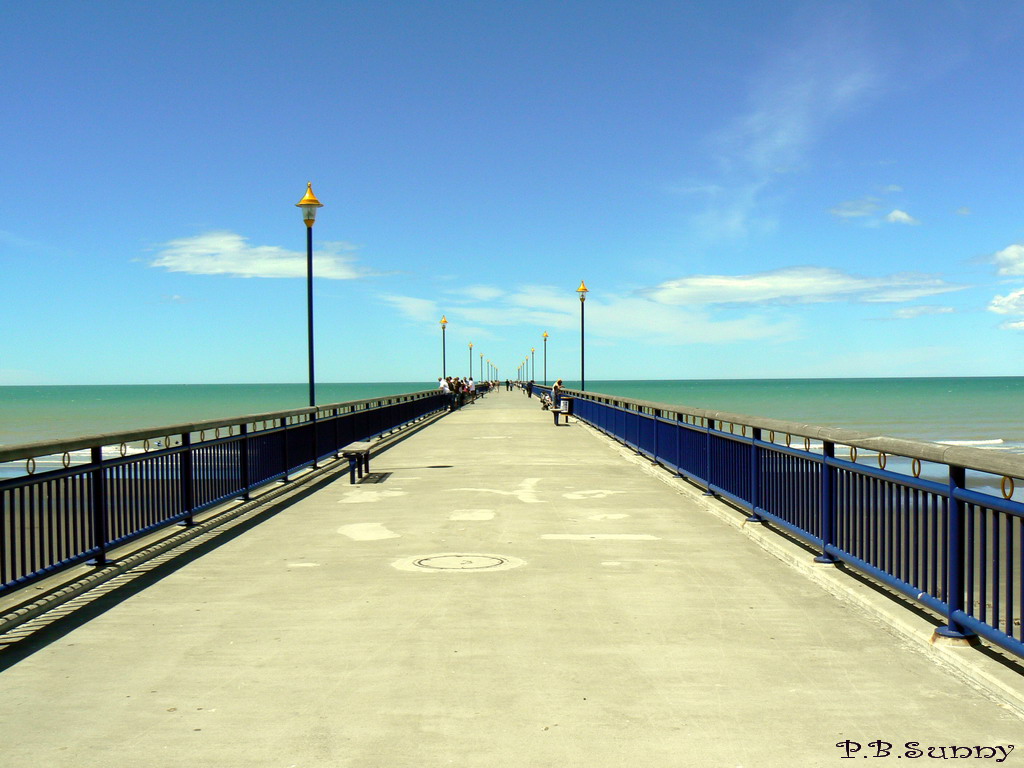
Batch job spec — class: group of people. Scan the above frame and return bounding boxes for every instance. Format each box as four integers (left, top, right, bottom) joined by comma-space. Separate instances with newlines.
450, 376, 569, 424
438, 376, 477, 410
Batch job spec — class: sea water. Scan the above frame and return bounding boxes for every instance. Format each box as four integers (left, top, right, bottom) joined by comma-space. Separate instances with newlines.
0, 382, 434, 446
557, 377, 1024, 455
1, 377, 1021, 452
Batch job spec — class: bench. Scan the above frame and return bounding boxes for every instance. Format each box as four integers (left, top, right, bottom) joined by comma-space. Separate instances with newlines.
341, 441, 372, 484
553, 397, 573, 425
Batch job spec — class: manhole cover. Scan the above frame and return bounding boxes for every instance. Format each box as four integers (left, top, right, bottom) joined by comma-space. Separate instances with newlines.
392, 553, 525, 573
415, 555, 507, 570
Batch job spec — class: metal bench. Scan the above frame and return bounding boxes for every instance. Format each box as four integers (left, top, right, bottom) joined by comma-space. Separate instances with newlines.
553, 397, 573, 425
341, 441, 372, 484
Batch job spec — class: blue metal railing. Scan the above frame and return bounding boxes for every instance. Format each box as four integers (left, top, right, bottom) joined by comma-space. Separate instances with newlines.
544, 386, 1024, 660
0, 390, 447, 597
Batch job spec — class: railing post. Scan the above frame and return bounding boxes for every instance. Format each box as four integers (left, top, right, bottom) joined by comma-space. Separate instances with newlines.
746, 427, 764, 523
674, 414, 684, 478
814, 441, 837, 564
180, 432, 195, 527
311, 411, 319, 470
281, 417, 290, 482
239, 424, 251, 500
87, 446, 111, 566
333, 408, 340, 458
703, 419, 715, 496
653, 409, 659, 464
933, 465, 976, 644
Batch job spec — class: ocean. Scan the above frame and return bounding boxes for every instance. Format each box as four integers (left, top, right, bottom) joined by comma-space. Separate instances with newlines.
1, 377, 1022, 454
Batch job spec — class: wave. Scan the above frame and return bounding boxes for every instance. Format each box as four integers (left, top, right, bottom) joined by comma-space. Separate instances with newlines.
936, 438, 1005, 448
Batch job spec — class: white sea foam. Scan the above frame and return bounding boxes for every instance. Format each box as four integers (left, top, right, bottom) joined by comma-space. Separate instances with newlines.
936, 438, 1006, 448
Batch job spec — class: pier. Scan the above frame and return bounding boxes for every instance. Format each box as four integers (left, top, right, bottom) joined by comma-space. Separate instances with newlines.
0, 389, 1021, 765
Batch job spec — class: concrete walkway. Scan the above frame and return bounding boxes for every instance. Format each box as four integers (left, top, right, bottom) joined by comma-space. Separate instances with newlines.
0, 390, 1020, 767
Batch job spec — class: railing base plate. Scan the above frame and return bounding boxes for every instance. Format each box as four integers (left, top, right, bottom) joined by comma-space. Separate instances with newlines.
931, 627, 980, 648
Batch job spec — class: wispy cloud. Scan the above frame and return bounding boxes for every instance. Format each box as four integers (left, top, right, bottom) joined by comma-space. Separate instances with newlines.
890, 305, 954, 320
380, 294, 440, 323
643, 266, 964, 306
151, 231, 372, 280
381, 284, 795, 346
885, 209, 920, 225
830, 187, 912, 225
829, 197, 881, 219
694, 10, 881, 239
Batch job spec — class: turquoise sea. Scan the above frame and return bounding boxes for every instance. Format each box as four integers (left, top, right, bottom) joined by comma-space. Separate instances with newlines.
1, 377, 1022, 454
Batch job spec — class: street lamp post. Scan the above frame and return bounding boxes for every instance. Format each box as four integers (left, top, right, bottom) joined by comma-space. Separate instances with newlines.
480, 352, 484, 381
542, 332, 548, 385
577, 280, 589, 391
468, 342, 473, 380
296, 182, 324, 407
531, 347, 535, 381
440, 316, 448, 379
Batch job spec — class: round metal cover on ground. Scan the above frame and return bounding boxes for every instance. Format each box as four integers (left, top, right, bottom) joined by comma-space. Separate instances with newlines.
392, 553, 525, 573
417, 555, 505, 570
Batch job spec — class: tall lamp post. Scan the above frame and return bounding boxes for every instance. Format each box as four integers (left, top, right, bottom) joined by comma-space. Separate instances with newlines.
440, 316, 448, 379
542, 331, 548, 385
577, 280, 589, 391
468, 342, 473, 379
531, 347, 535, 381
480, 352, 484, 381
296, 182, 324, 407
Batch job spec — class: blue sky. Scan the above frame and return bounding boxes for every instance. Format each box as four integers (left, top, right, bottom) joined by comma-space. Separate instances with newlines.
4, 1, 1024, 385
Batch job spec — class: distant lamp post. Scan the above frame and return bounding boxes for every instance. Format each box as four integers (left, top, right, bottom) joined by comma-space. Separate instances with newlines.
480, 352, 484, 381
531, 347, 536, 381
577, 280, 589, 391
468, 342, 474, 379
440, 315, 448, 379
542, 331, 549, 385
296, 182, 324, 407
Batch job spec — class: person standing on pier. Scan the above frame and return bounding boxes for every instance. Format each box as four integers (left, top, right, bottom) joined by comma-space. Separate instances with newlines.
552, 379, 565, 425
439, 377, 453, 411
527, 380, 534, 398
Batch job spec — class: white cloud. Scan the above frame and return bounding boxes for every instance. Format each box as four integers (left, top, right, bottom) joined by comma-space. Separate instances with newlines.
991, 244, 1024, 276
988, 287, 1024, 315
151, 231, 370, 279
644, 266, 963, 306
891, 305, 954, 319
885, 209, 920, 225
1000, 320, 1024, 331
381, 284, 796, 346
